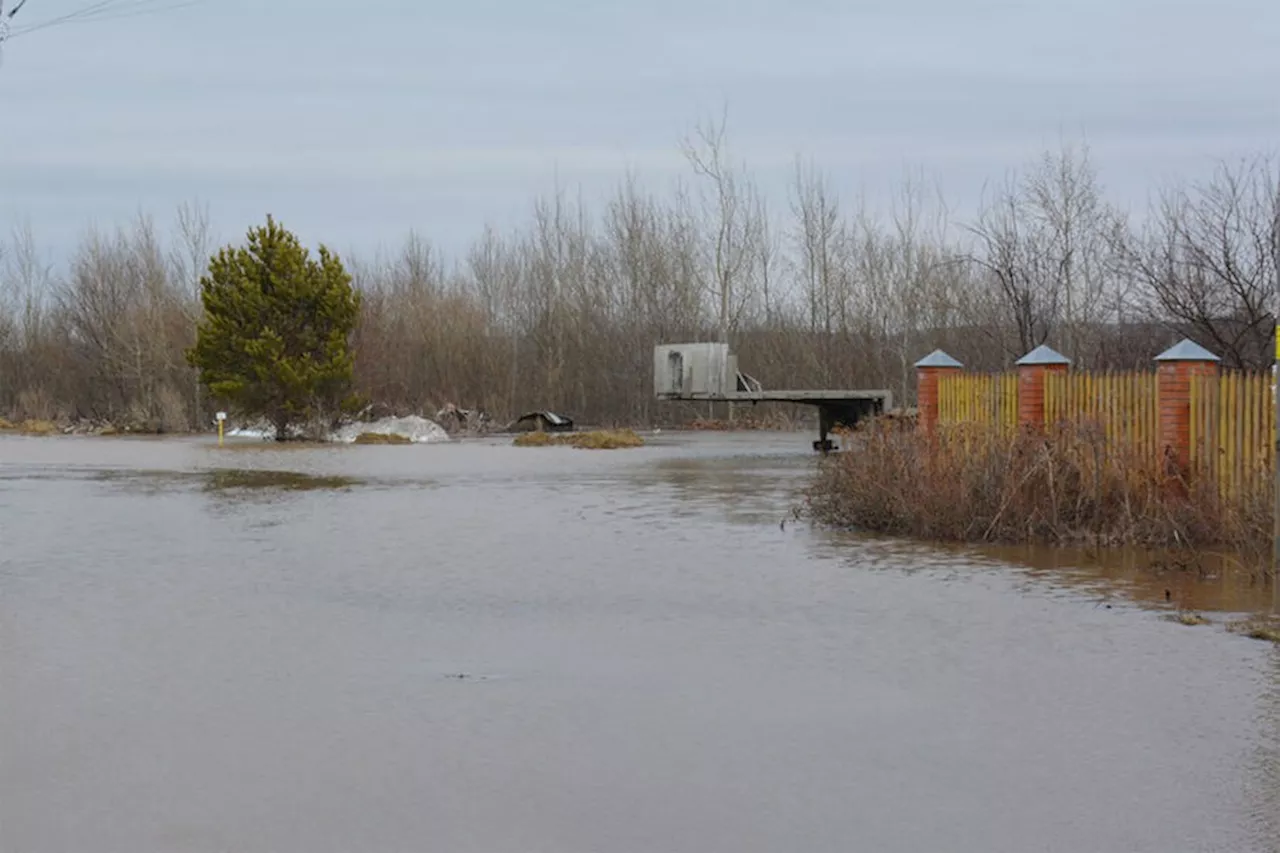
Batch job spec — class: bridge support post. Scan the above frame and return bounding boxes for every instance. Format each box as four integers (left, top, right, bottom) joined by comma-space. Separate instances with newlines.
813, 405, 835, 453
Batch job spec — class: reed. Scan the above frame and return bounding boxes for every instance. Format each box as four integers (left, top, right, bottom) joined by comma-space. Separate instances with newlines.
513, 429, 645, 449
806, 418, 1272, 557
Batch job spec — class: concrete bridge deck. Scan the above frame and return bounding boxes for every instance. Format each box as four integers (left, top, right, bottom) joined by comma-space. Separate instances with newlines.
657, 389, 891, 404
658, 389, 893, 452
653, 343, 893, 451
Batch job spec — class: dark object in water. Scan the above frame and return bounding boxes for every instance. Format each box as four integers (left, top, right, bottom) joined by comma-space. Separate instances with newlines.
508, 411, 574, 433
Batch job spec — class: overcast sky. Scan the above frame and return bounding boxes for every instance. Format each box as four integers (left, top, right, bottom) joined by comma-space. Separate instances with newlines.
1, 0, 1277, 264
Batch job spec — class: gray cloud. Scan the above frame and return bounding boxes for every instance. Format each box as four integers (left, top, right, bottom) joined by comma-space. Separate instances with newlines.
1, 0, 1277, 260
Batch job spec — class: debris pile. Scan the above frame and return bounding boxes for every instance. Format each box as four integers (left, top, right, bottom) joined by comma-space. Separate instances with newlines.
331, 416, 449, 444
435, 403, 491, 435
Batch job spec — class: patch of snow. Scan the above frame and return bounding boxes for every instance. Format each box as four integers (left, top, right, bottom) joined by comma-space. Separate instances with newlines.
221, 415, 450, 443
225, 425, 273, 439
224, 420, 308, 440
330, 415, 450, 444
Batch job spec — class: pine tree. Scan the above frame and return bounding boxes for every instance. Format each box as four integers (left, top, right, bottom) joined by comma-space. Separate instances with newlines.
186, 216, 361, 440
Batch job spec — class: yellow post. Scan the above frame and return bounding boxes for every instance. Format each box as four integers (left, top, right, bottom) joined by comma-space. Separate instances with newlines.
216, 410, 226, 447
1190, 375, 1199, 478
1274, 327, 1280, 595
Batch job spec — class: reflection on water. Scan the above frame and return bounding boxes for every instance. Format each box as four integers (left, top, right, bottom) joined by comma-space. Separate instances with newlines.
2, 430, 1280, 853
200, 468, 364, 492
89, 467, 369, 494
626, 452, 814, 527
977, 542, 1279, 615
810, 520, 1280, 617
638, 441, 1280, 618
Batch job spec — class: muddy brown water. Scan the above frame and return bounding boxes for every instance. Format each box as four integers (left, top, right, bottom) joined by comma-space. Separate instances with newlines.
2, 431, 1279, 853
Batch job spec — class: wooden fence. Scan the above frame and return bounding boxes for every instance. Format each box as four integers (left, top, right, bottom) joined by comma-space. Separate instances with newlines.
937, 371, 1164, 452
1043, 371, 1161, 459
933, 364, 1276, 500
937, 372, 1018, 435
1190, 370, 1276, 500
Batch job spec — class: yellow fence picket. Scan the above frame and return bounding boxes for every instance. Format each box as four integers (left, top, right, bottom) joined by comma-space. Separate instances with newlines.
940, 365, 1273, 505
1042, 370, 1159, 457
937, 372, 1018, 434
1188, 369, 1275, 502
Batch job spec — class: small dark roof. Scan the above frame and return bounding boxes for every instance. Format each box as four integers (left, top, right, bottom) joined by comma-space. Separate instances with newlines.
516, 410, 571, 425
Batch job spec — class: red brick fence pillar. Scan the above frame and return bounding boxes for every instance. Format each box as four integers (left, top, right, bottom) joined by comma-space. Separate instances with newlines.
1155, 338, 1220, 478
914, 349, 963, 434
1015, 344, 1071, 433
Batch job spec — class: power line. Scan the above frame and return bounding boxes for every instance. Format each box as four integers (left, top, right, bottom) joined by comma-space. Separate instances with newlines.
1, 0, 203, 44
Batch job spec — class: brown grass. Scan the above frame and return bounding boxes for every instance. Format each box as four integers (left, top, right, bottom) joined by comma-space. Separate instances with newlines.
203, 469, 363, 492
6, 419, 60, 436
513, 429, 644, 449
1226, 616, 1280, 643
805, 418, 1271, 555
353, 432, 412, 445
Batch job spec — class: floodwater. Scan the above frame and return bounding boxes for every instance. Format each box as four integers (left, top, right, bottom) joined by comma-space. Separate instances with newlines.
2, 431, 1279, 853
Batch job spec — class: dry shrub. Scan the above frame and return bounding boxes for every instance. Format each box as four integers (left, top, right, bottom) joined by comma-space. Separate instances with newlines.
120, 402, 149, 432
513, 429, 644, 449
14, 388, 56, 422
353, 432, 412, 444
18, 419, 59, 436
117, 384, 191, 434
1226, 616, 1280, 643
570, 428, 644, 449
806, 419, 1271, 555
857, 407, 917, 431
154, 384, 191, 433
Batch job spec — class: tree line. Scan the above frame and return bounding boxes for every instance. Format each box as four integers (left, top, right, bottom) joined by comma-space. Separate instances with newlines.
2, 122, 1277, 431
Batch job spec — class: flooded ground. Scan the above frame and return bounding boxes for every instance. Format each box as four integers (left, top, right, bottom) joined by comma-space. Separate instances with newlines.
2, 431, 1279, 853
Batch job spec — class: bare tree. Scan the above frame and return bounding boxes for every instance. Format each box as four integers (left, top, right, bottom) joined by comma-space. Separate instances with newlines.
791, 156, 842, 337
965, 171, 1059, 358
4, 138, 1275, 429
679, 106, 763, 346
1021, 141, 1124, 364
168, 200, 212, 424
1115, 154, 1279, 368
